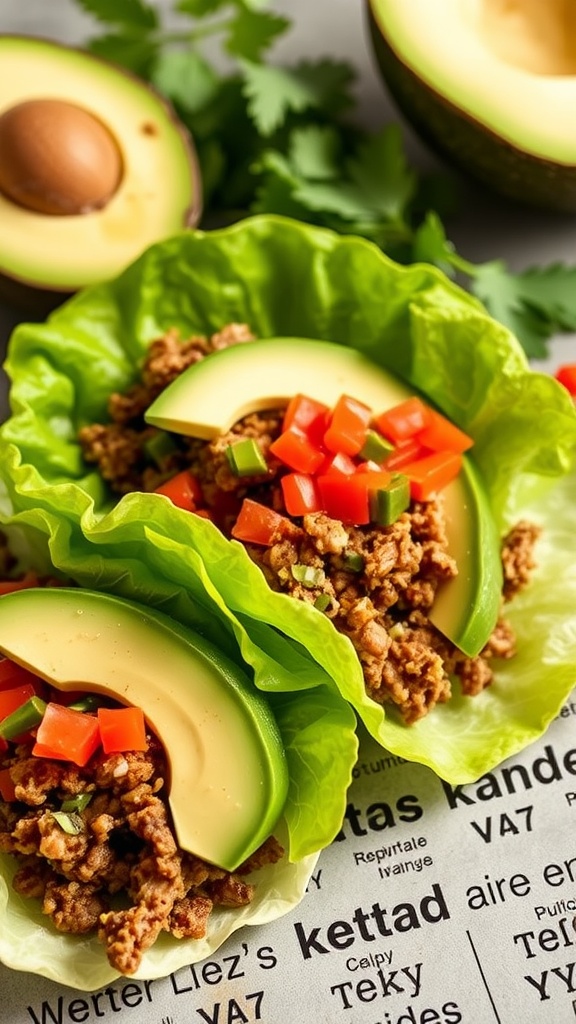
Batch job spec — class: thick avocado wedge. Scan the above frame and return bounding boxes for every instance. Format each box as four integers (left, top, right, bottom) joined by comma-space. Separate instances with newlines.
429, 458, 502, 658
145, 335, 501, 656
0, 36, 202, 310
0, 588, 288, 872
367, 0, 576, 212
145, 337, 413, 439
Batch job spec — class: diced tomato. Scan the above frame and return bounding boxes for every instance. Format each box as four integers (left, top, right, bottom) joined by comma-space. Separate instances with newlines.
98, 706, 147, 754
416, 407, 473, 454
231, 499, 292, 546
375, 397, 431, 444
317, 450, 357, 476
401, 451, 463, 501
0, 572, 42, 595
33, 703, 101, 767
281, 473, 322, 516
555, 364, 576, 396
0, 658, 44, 693
0, 683, 37, 722
283, 394, 330, 446
154, 470, 203, 513
382, 438, 429, 471
0, 767, 16, 802
270, 426, 326, 474
317, 473, 370, 525
324, 395, 372, 456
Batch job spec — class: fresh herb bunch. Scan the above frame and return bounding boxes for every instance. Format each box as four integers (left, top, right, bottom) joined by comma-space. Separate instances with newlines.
75, 0, 576, 358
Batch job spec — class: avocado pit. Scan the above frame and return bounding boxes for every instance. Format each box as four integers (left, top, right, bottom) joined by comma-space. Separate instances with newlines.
0, 98, 123, 216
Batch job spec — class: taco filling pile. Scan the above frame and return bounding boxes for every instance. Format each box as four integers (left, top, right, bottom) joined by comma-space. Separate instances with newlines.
78, 325, 541, 725
0, 688, 282, 976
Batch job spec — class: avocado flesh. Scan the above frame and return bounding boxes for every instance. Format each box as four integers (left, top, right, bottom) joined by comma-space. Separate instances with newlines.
367, 0, 576, 211
146, 335, 501, 656
0, 36, 202, 296
0, 588, 288, 872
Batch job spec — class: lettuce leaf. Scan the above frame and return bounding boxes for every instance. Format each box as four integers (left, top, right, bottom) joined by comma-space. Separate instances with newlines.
2, 214, 576, 789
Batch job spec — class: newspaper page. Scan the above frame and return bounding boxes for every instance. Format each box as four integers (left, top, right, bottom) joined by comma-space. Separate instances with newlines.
3, 693, 576, 1024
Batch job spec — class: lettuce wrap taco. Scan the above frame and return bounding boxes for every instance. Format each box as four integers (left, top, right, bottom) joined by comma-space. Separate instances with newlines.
1, 214, 576, 789
0, 541, 357, 990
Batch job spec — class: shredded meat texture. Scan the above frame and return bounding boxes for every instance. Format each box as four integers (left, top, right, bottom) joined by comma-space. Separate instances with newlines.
0, 734, 283, 975
78, 327, 541, 724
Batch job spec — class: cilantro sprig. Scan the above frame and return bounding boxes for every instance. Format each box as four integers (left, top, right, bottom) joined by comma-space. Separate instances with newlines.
74, 0, 576, 358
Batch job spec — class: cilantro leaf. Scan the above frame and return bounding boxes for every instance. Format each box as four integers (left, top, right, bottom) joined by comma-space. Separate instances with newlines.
512, 264, 576, 331
226, 8, 290, 61
469, 261, 552, 359
241, 61, 317, 135
288, 125, 342, 181
347, 125, 417, 222
412, 211, 457, 276
75, 0, 158, 29
152, 51, 220, 115
87, 32, 159, 75
176, 0, 230, 15
240, 58, 355, 135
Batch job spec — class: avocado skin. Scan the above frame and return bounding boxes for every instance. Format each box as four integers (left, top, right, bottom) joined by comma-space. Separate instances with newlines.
366, 3, 576, 213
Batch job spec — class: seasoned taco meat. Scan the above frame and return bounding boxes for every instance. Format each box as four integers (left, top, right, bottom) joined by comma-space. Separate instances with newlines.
0, 728, 283, 975
79, 328, 541, 724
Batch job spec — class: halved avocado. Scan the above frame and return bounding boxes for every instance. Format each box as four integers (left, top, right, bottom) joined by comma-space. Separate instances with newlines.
0, 36, 202, 310
367, 0, 576, 211
146, 336, 502, 657
0, 588, 288, 872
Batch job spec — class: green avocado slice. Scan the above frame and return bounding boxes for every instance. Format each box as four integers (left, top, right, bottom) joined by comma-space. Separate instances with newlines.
0, 588, 288, 872
146, 336, 502, 657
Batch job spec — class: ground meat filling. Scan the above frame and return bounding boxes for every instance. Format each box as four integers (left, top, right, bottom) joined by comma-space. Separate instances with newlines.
79, 328, 541, 724
0, 733, 283, 975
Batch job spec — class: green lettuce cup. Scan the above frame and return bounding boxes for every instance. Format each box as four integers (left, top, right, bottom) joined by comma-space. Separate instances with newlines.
1, 214, 576, 788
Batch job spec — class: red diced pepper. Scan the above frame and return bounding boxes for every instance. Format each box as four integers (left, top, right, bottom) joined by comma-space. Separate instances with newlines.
98, 706, 147, 754
0, 767, 16, 802
281, 473, 322, 516
231, 499, 292, 546
375, 397, 431, 444
555, 364, 576, 396
154, 470, 204, 512
416, 407, 473, 453
270, 426, 325, 474
0, 658, 43, 693
0, 683, 37, 722
317, 450, 357, 476
383, 438, 429, 471
324, 395, 372, 456
317, 473, 371, 525
33, 703, 101, 767
0, 572, 42, 595
283, 394, 330, 446
401, 451, 463, 501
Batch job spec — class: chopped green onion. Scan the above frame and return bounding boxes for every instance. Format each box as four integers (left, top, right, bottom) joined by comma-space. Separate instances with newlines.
291, 564, 325, 588
144, 430, 178, 468
0, 696, 47, 740
343, 551, 364, 573
61, 792, 93, 814
51, 811, 85, 835
225, 438, 268, 477
313, 594, 331, 612
369, 473, 410, 526
67, 694, 105, 713
359, 429, 394, 463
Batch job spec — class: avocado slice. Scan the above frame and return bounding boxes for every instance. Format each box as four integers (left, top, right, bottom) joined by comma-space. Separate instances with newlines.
0, 36, 202, 310
367, 0, 576, 211
145, 337, 414, 439
0, 588, 288, 872
145, 335, 502, 656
